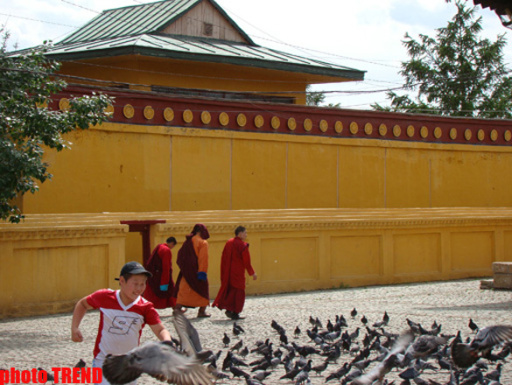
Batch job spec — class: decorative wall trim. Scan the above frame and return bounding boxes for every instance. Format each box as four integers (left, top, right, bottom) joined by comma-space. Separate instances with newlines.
55, 85, 512, 147
0, 225, 128, 240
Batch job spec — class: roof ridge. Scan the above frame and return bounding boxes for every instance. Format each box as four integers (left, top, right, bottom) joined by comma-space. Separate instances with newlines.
101, 0, 172, 14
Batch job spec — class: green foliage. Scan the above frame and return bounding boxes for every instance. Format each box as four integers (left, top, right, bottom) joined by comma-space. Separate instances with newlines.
306, 85, 326, 106
373, 1, 512, 118
0, 31, 113, 222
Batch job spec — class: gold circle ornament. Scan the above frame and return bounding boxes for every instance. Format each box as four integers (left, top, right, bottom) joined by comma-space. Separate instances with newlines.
407, 125, 415, 138
219, 112, 229, 126
464, 129, 472, 141
254, 115, 264, 128
477, 129, 485, 141
287, 117, 297, 131
271, 116, 280, 130
393, 125, 401, 137
59, 98, 70, 111
490, 129, 498, 142
420, 126, 428, 138
236, 113, 247, 127
364, 123, 373, 135
163, 107, 174, 122
449, 128, 457, 140
379, 124, 387, 136
505, 130, 512, 142
319, 120, 328, 132
304, 118, 313, 132
201, 111, 211, 125
349, 122, 358, 135
123, 104, 135, 119
183, 109, 194, 123
143, 105, 155, 120
434, 127, 442, 139
104, 104, 114, 115
335, 121, 343, 133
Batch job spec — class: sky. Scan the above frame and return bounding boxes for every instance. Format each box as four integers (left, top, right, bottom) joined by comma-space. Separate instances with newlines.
1, 0, 511, 110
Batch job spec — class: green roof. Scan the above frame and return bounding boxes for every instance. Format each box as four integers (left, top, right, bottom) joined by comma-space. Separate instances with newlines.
43, 34, 365, 80
59, 0, 254, 45
15, 0, 365, 82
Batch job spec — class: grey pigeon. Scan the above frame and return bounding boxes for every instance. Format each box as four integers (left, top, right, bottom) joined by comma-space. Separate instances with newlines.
102, 310, 213, 384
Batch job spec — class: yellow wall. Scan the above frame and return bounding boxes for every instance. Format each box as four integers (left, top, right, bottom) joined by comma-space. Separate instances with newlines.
3, 208, 512, 318
0, 223, 127, 318
23, 123, 512, 214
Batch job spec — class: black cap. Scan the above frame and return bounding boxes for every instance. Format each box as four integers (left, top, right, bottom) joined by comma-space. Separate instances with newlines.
115, 261, 152, 280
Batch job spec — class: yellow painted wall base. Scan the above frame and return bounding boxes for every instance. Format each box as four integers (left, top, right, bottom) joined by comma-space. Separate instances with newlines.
2, 207, 511, 318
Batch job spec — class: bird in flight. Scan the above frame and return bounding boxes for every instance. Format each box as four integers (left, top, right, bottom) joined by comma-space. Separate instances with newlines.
451, 325, 512, 368
102, 310, 214, 384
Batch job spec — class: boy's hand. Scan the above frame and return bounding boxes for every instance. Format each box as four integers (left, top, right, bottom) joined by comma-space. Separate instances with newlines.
72, 328, 84, 342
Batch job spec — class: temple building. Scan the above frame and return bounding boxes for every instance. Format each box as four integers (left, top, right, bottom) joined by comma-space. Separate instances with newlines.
2, 0, 512, 318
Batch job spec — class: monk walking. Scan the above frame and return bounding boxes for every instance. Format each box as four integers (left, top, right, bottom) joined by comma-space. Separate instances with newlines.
173, 224, 211, 318
143, 236, 177, 310
213, 226, 257, 320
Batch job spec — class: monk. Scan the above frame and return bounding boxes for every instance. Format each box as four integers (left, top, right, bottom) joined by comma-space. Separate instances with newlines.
213, 226, 257, 320
143, 236, 177, 310
173, 224, 211, 318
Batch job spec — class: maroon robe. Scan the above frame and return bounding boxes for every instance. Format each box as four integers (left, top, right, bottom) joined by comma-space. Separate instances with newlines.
143, 243, 176, 309
213, 237, 255, 314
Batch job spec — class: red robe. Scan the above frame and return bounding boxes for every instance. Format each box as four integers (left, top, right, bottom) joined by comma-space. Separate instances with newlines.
212, 237, 255, 314
143, 243, 176, 309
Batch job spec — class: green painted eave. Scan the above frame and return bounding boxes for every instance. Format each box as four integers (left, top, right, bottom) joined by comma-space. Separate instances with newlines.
44, 34, 365, 81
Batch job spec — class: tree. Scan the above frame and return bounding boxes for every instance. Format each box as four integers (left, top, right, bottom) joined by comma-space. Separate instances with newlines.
306, 85, 341, 108
0, 31, 113, 222
373, 1, 512, 118
306, 85, 326, 106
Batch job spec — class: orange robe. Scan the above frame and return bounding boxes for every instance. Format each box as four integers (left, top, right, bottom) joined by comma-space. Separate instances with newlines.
176, 235, 209, 308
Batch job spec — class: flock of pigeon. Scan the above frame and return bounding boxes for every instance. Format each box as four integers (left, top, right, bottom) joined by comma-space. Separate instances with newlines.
100, 309, 512, 385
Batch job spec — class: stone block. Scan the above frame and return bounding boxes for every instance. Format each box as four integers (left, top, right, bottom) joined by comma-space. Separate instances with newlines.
492, 262, 512, 274
480, 279, 494, 290
493, 273, 512, 289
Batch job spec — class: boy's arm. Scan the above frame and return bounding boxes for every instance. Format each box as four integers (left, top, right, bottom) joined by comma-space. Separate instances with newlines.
71, 296, 93, 342
149, 323, 171, 341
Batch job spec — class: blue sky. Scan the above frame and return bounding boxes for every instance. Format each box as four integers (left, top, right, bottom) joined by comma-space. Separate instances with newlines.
2, 0, 511, 109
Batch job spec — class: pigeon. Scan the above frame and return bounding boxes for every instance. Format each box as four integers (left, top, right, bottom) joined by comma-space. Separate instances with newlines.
351, 308, 358, 318
74, 359, 86, 368
468, 318, 479, 333
350, 353, 398, 385
310, 359, 329, 374
451, 326, 512, 368
325, 362, 351, 382
294, 326, 301, 337
37, 368, 55, 385
102, 310, 213, 384
234, 322, 245, 333
231, 339, 243, 352
405, 335, 448, 358
230, 365, 250, 379
252, 370, 272, 381
223, 333, 231, 347
240, 346, 249, 358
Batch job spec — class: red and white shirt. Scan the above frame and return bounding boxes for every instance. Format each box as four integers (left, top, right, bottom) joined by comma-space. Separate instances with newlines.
86, 289, 161, 360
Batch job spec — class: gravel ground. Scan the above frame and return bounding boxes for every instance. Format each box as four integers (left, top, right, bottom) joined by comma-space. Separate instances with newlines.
1, 279, 511, 384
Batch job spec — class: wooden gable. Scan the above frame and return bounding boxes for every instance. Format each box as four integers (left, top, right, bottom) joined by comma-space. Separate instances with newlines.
161, 0, 250, 43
